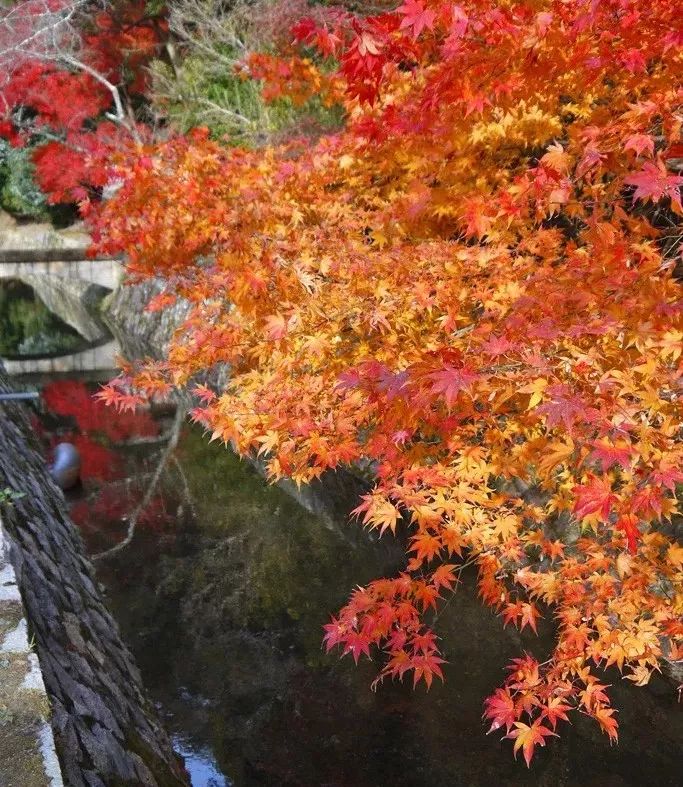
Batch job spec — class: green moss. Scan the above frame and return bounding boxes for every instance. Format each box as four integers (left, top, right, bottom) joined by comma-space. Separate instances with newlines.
150, 34, 344, 144
0, 603, 53, 787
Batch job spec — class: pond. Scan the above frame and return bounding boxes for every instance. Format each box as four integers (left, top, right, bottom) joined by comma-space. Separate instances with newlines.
30, 376, 683, 787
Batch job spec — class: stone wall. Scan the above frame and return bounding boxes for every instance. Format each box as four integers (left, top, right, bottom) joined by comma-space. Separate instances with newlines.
0, 257, 123, 343
0, 211, 90, 251
0, 371, 189, 787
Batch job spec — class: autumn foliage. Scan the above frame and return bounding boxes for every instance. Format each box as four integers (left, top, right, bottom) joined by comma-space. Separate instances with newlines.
0, 0, 165, 205
92, 0, 683, 764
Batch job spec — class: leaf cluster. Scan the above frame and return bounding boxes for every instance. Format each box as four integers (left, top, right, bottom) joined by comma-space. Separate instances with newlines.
93, 0, 683, 763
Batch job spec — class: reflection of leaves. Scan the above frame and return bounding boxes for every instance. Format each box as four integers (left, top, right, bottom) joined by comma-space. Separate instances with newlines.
71, 482, 172, 552
40, 379, 173, 553
43, 380, 159, 443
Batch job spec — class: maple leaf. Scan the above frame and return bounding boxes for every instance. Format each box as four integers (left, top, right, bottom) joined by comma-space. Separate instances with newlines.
579, 681, 612, 711
624, 134, 655, 158
502, 601, 524, 629
428, 364, 479, 407
264, 314, 288, 341
411, 651, 446, 689
541, 143, 571, 174
342, 631, 373, 664
624, 162, 683, 210
322, 617, 346, 652
85, 0, 683, 761
383, 648, 413, 682
592, 707, 619, 743
650, 464, 683, 492
537, 438, 575, 475
667, 543, 683, 570
519, 602, 541, 634
573, 477, 616, 522
536, 386, 598, 431
541, 539, 565, 562
409, 532, 442, 563
483, 688, 517, 733
615, 514, 641, 555
193, 384, 217, 405
413, 582, 440, 611
480, 334, 513, 357
588, 440, 634, 471
631, 486, 664, 519
146, 291, 177, 313
431, 564, 458, 591
359, 31, 382, 57
357, 497, 401, 536
398, 0, 437, 39
443, 4, 468, 54
541, 696, 572, 729
506, 720, 558, 767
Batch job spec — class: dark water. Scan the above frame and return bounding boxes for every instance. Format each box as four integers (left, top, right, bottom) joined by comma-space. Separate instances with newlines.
34, 377, 683, 787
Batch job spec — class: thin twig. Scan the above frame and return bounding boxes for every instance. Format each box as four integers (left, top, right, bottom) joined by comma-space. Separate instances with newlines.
92, 408, 184, 561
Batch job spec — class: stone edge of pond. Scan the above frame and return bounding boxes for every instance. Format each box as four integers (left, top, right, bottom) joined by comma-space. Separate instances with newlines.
0, 367, 191, 787
0, 522, 64, 787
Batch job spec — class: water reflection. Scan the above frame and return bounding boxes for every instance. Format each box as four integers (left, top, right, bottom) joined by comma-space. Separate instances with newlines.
34, 379, 683, 787
0, 279, 87, 357
172, 735, 232, 787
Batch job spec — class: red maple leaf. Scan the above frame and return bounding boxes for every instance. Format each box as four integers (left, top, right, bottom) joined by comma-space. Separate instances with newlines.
428, 364, 479, 407
624, 162, 683, 210
573, 476, 616, 521
615, 514, 640, 555
650, 464, 683, 492
623, 133, 654, 157
398, 0, 437, 38
541, 696, 572, 729
483, 687, 517, 733
588, 440, 634, 471
410, 651, 446, 688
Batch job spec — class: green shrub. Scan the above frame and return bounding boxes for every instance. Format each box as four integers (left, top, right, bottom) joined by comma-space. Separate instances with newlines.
0, 139, 48, 218
150, 0, 345, 144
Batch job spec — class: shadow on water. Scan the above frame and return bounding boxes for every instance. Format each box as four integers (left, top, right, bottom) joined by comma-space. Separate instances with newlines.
34, 380, 683, 787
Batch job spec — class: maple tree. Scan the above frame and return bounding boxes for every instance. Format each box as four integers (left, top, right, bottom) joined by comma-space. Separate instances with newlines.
91, 0, 683, 765
0, 0, 165, 205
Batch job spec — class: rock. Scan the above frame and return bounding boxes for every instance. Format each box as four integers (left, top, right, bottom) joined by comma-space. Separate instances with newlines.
16, 273, 111, 343
0, 208, 17, 234
102, 277, 193, 361
49, 443, 81, 490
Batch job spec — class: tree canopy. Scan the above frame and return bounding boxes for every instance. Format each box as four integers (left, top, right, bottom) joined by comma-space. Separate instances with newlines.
5, 0, 683, 765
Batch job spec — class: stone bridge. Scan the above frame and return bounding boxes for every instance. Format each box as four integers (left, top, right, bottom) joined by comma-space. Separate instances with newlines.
0, 246, 123, 376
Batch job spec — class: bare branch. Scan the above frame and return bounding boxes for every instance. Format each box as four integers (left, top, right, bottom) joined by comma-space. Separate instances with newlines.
0, 0, 140, 140
92, 407, 185, 561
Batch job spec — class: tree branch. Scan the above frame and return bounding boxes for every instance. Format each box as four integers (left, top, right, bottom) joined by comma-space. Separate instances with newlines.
92, 408, 185, 561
